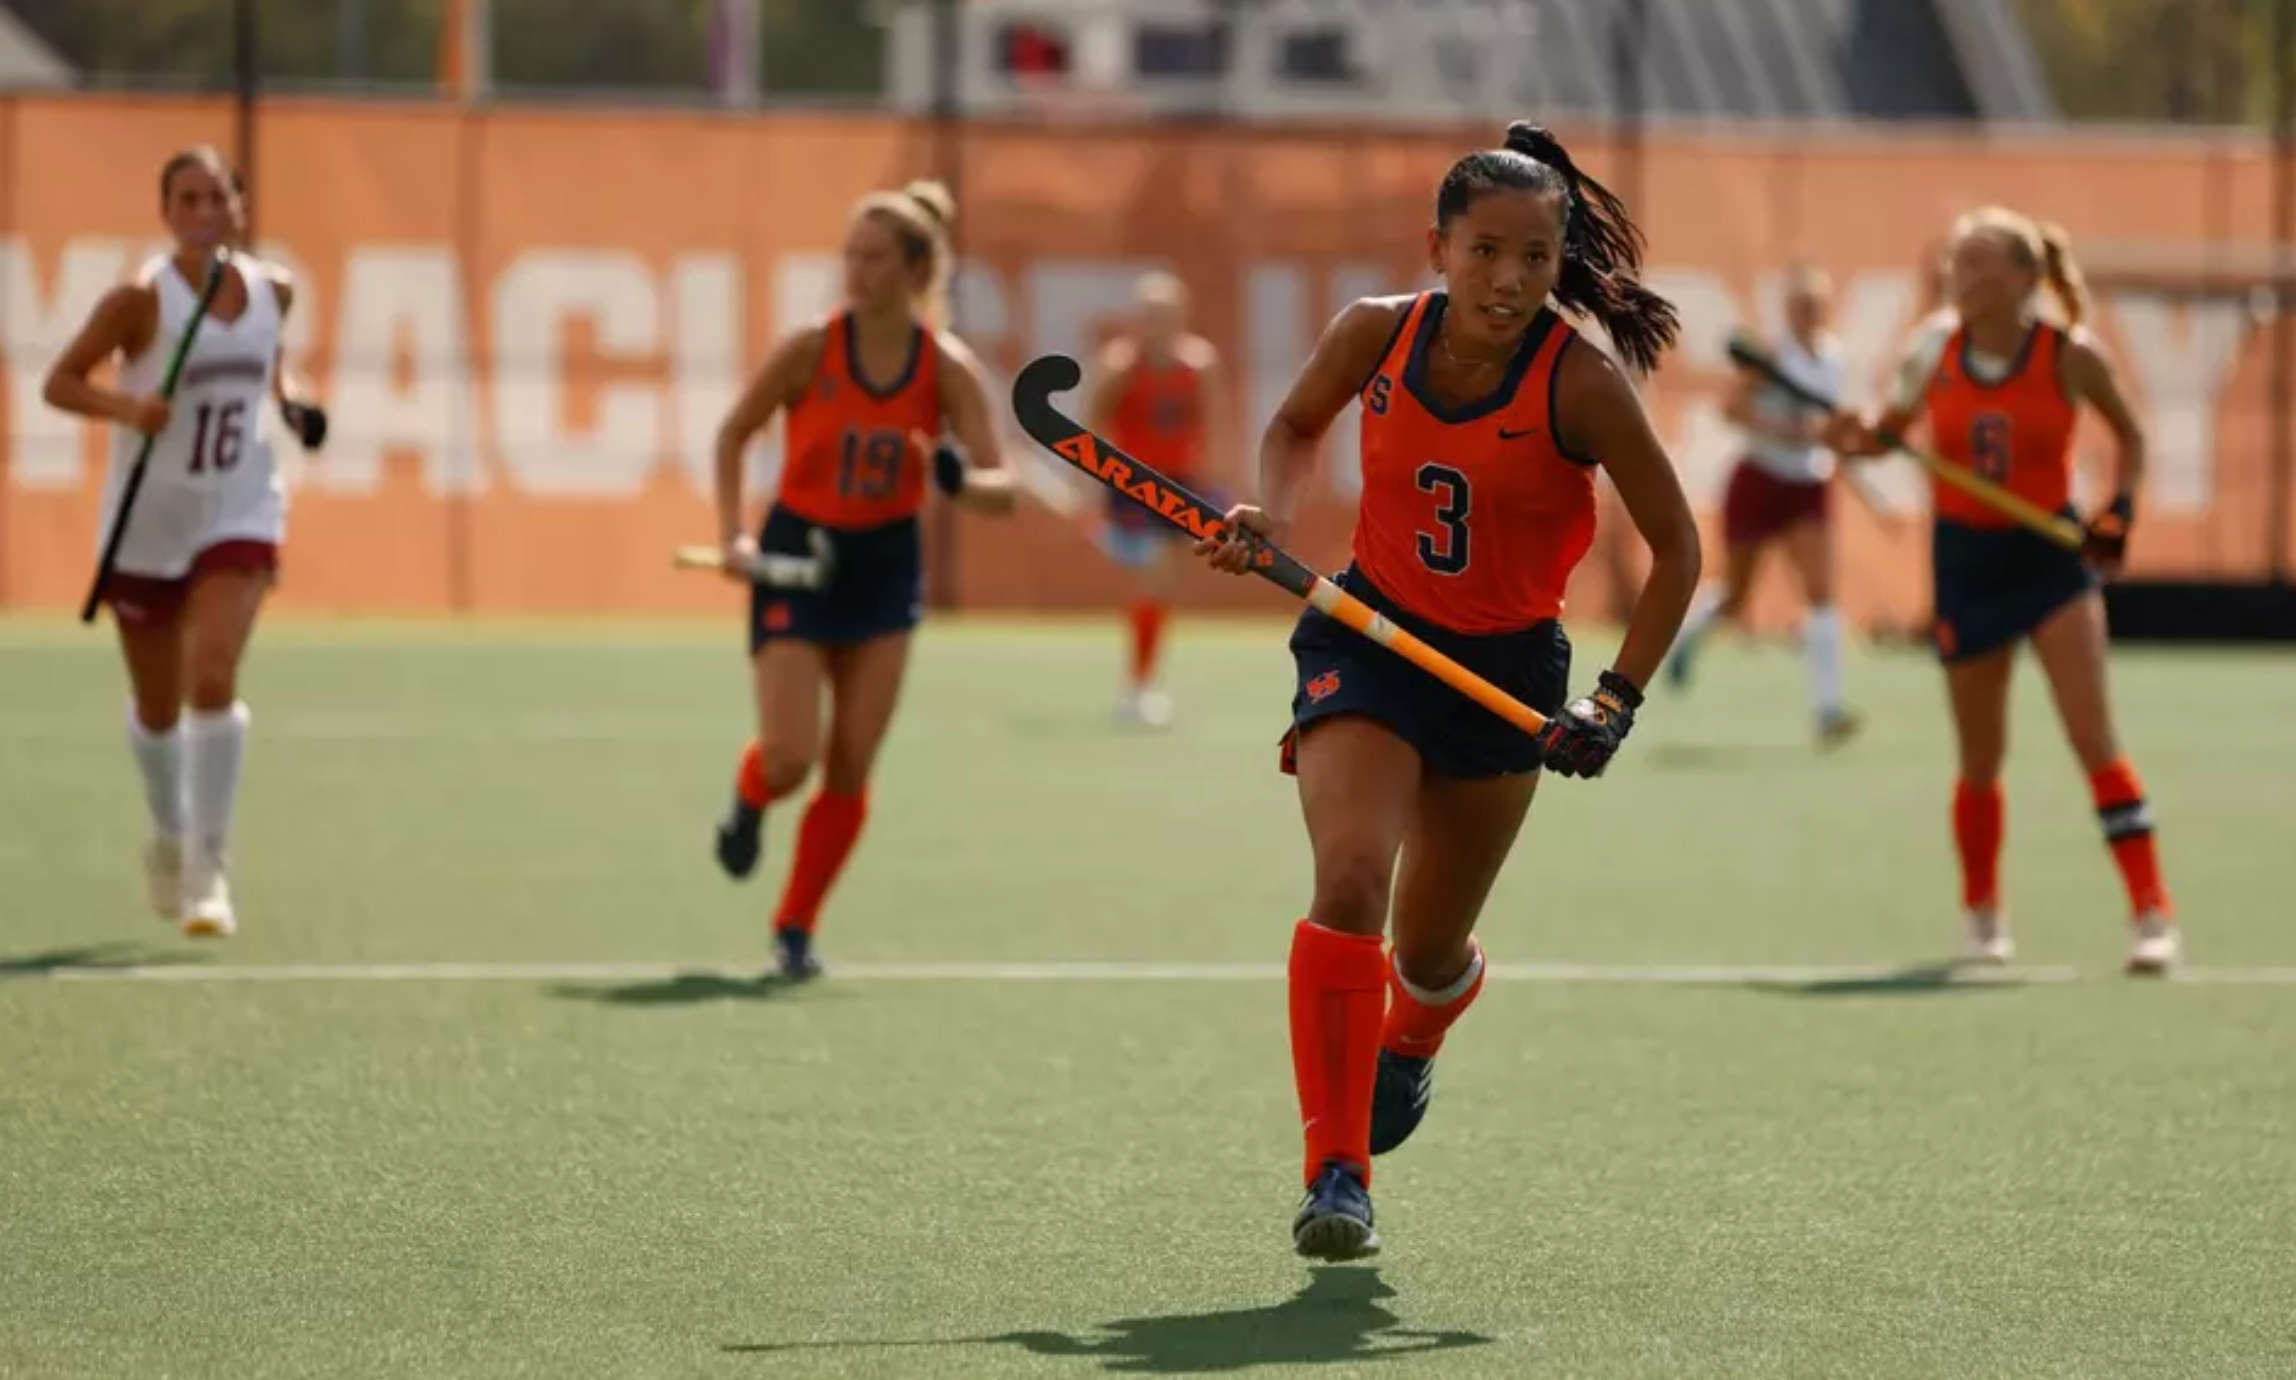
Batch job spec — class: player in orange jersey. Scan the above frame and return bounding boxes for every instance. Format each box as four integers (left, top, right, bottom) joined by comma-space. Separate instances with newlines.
708, 180, 1016, 979
1202, 122, 1701, 1260
1828, 207, 2176, 975
1085, 271, 1230, 727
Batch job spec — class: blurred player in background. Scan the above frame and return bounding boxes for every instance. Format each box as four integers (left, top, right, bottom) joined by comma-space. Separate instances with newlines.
1829, 207, 2177, 974
709, 180, 1016, 980
1205, 122, 1700, 1261
1665, 263, 1860, 746
1084, 271, 1229, 728
40, 146, 328, 938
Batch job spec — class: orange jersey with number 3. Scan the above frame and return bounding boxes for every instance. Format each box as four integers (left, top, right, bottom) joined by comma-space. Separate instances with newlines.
776, 313, 943, 528
1924, 323, 2077, 529
1107, 357, 1207, 480
1351, 293, 1595, 633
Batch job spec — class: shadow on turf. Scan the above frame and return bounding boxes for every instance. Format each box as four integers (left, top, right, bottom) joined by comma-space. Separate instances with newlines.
1745, 962, 2035, 997
0, 942, 193, 978
546, 971, 796, 1007
723, 1267, 1492, 1372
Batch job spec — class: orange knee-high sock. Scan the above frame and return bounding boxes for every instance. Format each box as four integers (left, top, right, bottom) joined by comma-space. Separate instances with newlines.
1287, 920, 1388, 1187
1380, 940, 1487, 1058
1128, 600, 1167, 688
2089, 758, 2170, 915
773, 790, 868, 934
1953, 779, 2004, 911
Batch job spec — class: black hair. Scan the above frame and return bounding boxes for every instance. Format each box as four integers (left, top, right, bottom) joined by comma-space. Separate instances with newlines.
1434, 122, 1679, 373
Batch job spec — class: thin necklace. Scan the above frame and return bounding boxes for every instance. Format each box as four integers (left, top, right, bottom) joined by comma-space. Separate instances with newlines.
1439, 321, 1507, 371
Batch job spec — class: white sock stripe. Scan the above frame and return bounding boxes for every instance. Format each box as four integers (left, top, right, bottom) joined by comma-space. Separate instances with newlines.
1394, 942, 1485, 1007
2100, 801, 2155, 838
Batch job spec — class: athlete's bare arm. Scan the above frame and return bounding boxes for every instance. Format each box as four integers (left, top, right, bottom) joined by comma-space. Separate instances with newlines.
43, 284, 163, 431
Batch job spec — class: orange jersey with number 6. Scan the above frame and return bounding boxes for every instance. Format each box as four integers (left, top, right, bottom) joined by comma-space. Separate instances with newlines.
1351, 292, 1595, 633
1107, 357, 1207, 480
1924, 323, 2077, 529
776, 313, 943, 528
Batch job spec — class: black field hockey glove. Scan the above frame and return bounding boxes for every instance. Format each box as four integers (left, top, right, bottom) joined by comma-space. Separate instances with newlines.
1536, 669, 1643, 779
279, 397, 328, 451
2082, 493, 2133, 568
933, 442, 967, 497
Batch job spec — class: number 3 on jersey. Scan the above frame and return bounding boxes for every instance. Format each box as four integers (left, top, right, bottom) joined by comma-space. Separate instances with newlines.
1970, 413, 2013, 484
1415, 463, 1471, 575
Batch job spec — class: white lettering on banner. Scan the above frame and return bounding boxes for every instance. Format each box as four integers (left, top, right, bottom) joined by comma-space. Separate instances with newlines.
2109, 295, 2250, 514
491, 250, 662, 498
1243, 261, 1307, 503
0, 240, 2255, 523
0, 236, 132, 489
1325, 264, 1398, 496
668, 253, 741, 497
321, 246, 482, 496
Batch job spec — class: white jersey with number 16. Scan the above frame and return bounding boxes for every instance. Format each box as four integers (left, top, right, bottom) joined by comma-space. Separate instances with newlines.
98, 256, 285, 579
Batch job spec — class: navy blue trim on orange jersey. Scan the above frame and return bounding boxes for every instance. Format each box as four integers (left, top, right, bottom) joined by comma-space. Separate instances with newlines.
1547, 332, 1597, 467
1954, 320, 2040, 393
1401, 293, 1555, 424
843, 311, 925, 400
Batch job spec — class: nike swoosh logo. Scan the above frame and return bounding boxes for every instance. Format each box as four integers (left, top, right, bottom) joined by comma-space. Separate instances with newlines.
1498, 426, 1540, 440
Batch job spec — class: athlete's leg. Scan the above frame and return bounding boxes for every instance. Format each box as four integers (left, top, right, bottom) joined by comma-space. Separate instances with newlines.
1944, 648, 2015, 959
770, 632, 912, 965
1119, 545, 1180, 725
1287, 715, 1419, 1259
116, 606, 188, 919
1370, 770, 1538, 1155
2029, 592, 2176, 968
1781, 515, 1854, 742
716, 638, 826, 879
175, 565, 269, 936
1667, 537, 1764, 688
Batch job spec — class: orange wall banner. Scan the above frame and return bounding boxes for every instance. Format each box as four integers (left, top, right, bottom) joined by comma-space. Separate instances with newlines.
2, 96, 2284, 627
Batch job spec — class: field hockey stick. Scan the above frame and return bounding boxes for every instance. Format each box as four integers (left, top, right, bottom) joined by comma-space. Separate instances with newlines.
671, 526, 834, 590
1011, 353, 1551, 738
81, 249, 232, 623
1725, 333, 2084, 552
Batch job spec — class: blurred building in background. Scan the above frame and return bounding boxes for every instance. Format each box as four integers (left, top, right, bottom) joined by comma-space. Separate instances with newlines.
0, 0, 2289, 636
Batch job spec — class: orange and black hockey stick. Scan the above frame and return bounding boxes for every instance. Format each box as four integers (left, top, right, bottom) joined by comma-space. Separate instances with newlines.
1725, 332, 2083, 551
1011, 353, 1551, 738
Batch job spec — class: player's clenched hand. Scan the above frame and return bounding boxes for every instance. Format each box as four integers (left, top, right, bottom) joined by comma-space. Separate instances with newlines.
2081, 494, 2133, 579
1198, 504, 1283, 575
721, 533, 761, 586
1821, 412, 1881, 458
122, 395, 171, 436
1534, 669, 1643, 779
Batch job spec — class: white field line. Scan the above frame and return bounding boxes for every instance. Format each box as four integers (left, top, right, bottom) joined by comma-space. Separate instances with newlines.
18, 959, 2296, 986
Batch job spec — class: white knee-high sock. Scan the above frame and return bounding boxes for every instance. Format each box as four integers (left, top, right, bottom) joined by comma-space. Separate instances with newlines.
1804, 605, 1845, 718
1674, 584, 1726, 653
184, 701, 250, 863
126, 708, 186, 839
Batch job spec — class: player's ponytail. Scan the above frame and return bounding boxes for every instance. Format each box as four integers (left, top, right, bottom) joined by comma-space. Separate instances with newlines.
2036, 221, 2089, 329
1498, 123, 1679, 374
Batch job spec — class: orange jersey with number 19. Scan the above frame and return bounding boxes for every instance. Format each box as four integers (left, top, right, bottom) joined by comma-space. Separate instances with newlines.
1351, 292, 1596, 634
1924, 322, 2077, 530
775, 312, 944, 529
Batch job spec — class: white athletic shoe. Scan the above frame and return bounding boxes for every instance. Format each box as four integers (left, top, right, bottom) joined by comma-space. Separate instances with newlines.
1960, 908, 2014, 965
2125, 912, 2180, 976
143, 835, 184, 920
180, 854, 237, 939
1116, 686, 1174, 730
